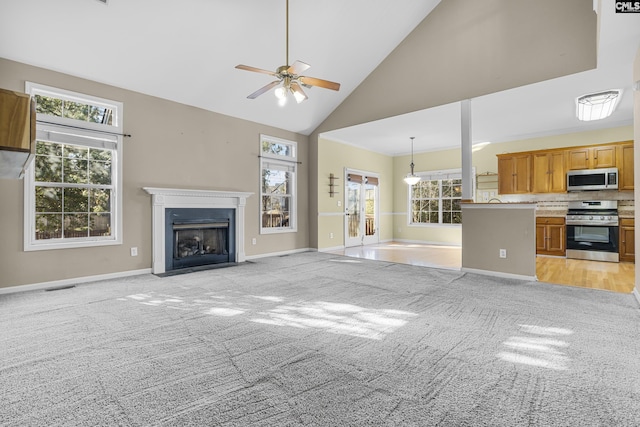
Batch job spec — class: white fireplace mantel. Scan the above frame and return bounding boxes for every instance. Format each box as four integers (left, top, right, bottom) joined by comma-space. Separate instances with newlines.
143, 187, 253, 274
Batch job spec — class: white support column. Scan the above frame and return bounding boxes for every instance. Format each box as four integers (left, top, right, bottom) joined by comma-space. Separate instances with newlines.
236, 196, 248, 262
461, 99, 473, 201
150, 194, 167, 274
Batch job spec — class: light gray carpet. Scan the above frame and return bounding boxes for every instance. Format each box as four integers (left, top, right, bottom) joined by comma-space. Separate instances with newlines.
1, 252, 639, 426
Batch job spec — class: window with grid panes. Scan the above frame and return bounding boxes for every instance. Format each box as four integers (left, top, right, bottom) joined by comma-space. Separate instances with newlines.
260, 135, 297, 233
24, 83, 123, 250
409, 169, 468, 225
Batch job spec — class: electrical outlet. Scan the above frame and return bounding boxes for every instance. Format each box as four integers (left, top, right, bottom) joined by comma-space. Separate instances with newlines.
499, 249, 507, 258
252, 238, 257, 245
130, 247, 138, 257
337, 200, 342, 207
330, 232, 334, 239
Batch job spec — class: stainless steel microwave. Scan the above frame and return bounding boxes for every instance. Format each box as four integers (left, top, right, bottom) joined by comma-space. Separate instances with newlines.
566, 167, 618, 191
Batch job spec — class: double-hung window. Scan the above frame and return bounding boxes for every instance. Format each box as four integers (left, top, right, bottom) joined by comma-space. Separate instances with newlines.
260, 135, 297, 233
24, 83, 123, 251
409, 168, 473, 226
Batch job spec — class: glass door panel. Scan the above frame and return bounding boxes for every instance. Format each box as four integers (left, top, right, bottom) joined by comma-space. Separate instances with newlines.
344, 171, 379, 247
362, 182, 378, 245
345, 179, 362, 247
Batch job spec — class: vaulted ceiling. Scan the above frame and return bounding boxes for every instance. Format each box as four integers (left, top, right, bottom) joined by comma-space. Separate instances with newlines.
0, 0, 638, 156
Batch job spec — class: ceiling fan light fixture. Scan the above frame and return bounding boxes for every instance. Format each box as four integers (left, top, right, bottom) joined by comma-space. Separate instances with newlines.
293, 89, 306, 104
274, 86, 287, 100
235, 0, 340, 104
576, 90, 621, 121
403, 137, 420, 186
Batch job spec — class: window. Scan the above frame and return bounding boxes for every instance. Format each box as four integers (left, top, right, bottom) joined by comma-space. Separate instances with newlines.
409, 168, 473, 225
24, 83, 123, 251
260, 135, 297, 233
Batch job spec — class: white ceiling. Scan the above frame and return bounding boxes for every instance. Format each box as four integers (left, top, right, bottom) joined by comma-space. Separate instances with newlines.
0, 0, 439, 135
0, 1, 638, 156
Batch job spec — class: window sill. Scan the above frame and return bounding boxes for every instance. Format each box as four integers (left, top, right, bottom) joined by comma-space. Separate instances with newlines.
24, 237, 122, 251
260, 227, 298, 235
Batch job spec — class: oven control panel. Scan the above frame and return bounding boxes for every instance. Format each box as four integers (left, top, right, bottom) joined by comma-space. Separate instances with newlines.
566, 215, 619, 226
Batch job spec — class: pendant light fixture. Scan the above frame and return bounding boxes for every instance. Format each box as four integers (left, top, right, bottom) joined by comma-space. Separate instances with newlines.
403, 137, 420, 185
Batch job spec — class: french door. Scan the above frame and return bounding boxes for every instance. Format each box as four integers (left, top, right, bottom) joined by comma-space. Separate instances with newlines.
345, 170, 379, 247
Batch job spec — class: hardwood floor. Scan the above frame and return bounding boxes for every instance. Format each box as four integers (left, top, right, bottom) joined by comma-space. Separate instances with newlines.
330, 242, 635, 294
536, 256, 635, 293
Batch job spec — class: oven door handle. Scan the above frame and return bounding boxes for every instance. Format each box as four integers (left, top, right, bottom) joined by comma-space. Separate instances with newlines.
566, 220, 619, 226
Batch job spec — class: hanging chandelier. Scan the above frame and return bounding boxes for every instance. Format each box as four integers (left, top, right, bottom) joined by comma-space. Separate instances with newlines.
403, 137, 420, 185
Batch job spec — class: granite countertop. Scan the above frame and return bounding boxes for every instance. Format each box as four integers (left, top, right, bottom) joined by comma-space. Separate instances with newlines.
618, 209, 634, 219
535, 209, 567, 218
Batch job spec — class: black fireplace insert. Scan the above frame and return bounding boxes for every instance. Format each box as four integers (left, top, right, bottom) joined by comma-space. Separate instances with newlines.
165, 208, 236, 271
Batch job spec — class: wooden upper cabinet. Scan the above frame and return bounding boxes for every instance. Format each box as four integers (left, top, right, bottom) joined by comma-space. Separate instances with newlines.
497, 153, 531, 194
567, 145, 617, 170
0, 88, 36, 179
496, 141, 632, 195
618, 142, 634, 190
532, 151, 566, 193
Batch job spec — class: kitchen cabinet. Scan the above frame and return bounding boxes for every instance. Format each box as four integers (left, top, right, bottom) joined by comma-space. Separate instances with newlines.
532, 151, 566, 193
618, 142, 634, 190
497, 153, 531, 194
619, 218, 635, 262
536, 217, 565, 256
0, 88, 35, 179
566, 145, 616, 170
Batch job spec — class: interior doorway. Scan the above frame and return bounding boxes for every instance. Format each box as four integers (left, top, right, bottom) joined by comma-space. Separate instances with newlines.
345, 170, 379, 247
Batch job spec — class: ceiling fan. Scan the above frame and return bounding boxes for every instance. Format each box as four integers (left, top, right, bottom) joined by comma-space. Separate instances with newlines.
235, 0, 340, 105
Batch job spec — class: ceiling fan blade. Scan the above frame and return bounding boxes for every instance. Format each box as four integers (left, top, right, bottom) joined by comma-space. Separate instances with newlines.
247, 81, 281, 99
287, 60, 311, 76
290, 82, 308, 103
235, 64, 278, 76
299, 76, 340, 91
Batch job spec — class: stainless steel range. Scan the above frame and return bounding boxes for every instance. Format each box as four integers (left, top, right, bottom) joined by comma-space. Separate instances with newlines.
566, 200, 619, 262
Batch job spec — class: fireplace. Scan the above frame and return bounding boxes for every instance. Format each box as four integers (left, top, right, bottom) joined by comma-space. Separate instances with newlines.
166, 208, 235, 271
143, 187, 253, 275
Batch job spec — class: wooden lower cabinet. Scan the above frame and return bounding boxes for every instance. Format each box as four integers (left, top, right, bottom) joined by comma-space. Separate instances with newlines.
536, 217, 566, 256
619, 218, 635, 263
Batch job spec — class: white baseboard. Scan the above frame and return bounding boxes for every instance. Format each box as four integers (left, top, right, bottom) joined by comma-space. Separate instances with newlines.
245, 248, 312, 260
393, 239, 462, 248
318, 245, 345, 252
0, 268, 152, 295
462, 267, 536, 281
633, 288, 640, 307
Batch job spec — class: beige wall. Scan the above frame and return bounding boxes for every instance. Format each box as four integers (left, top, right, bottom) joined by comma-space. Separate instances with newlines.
634, 45, 640, 298
461, 204, 536, 278
316, 137, 393, 249
0, 58, 309, 289
313, 0, 596, 137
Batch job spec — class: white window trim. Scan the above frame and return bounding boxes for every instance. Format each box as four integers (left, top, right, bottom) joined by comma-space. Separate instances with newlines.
407, 167, 475, 228
23, 82, 123, 251
259, 134, 298, 234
